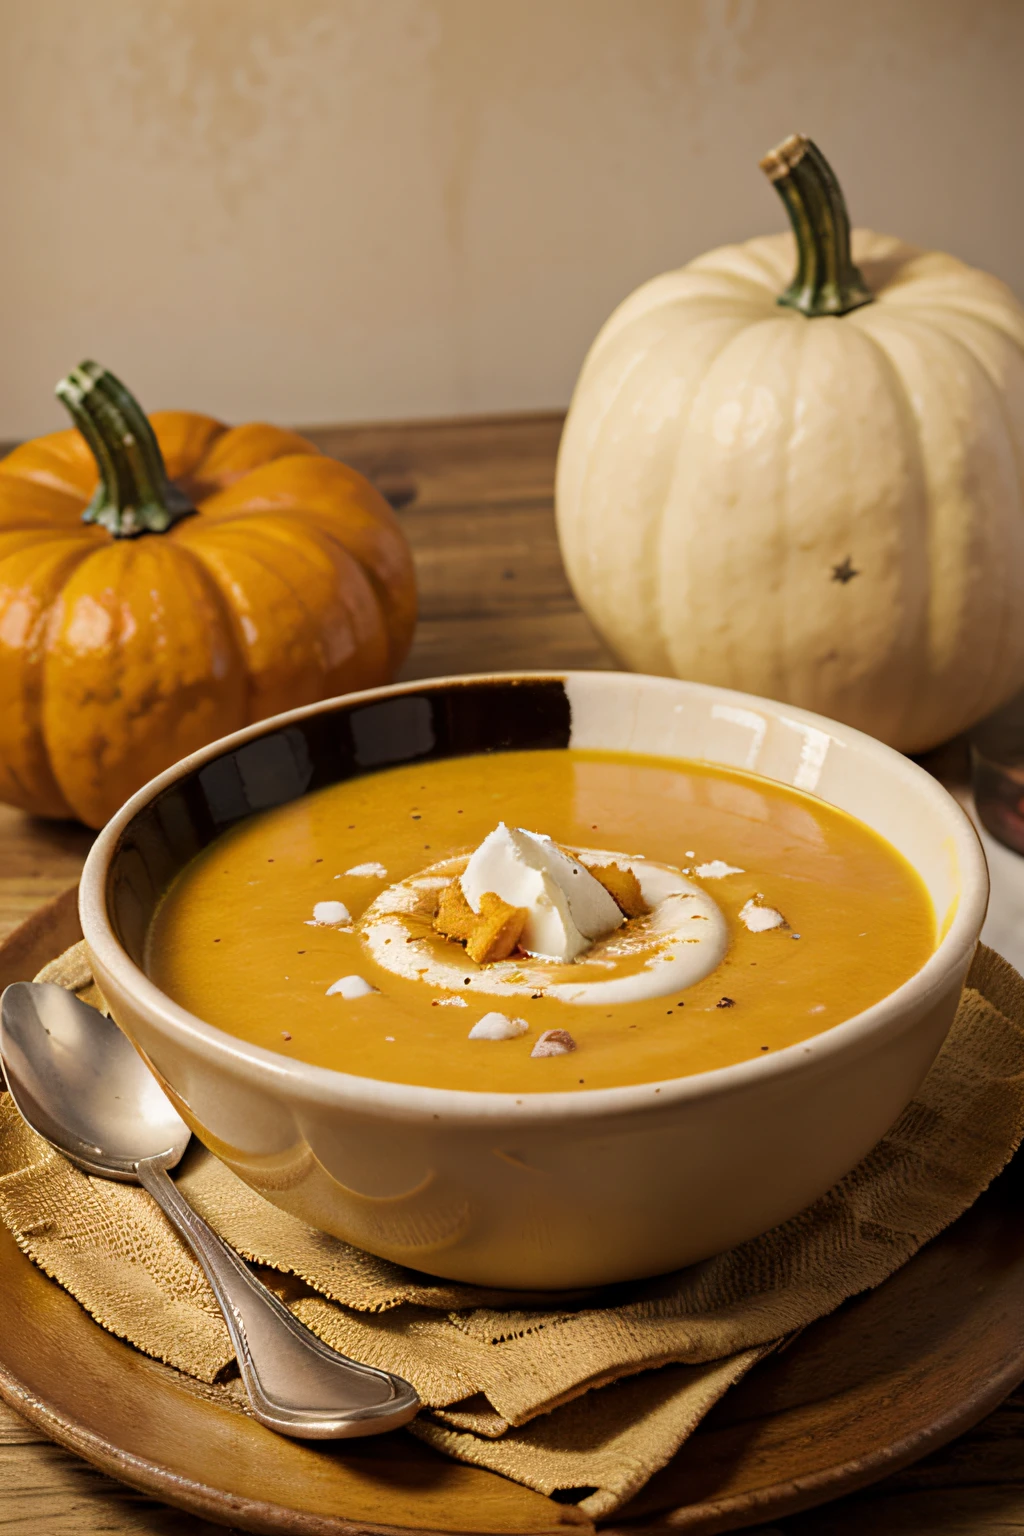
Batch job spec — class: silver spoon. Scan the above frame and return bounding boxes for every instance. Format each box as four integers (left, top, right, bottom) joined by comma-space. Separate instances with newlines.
0, 981, 420, 1439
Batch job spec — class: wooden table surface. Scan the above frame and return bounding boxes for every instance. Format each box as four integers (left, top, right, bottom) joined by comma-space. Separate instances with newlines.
3, 412, 1024, 1534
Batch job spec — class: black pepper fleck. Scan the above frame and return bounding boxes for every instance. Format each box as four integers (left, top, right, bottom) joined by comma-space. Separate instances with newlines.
213, 938, 221, 943
281, 1030, 291, 1041
463, 977, 471, 985
717, 997, 735, 1009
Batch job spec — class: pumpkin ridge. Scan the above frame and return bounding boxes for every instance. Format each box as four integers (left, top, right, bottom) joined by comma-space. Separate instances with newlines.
561, 313, 764, 678
40, 538, 247, 827
187, 422, 322, 499
0, 476, 109, 534
0, 427, 102, 501
289, 517, 413, 672
670, 316, 806, 695
822, 308, 1003, 748
222, 515, 391, 686
560, 344, 658, 658
40, 540, 139, 822
0, 536, 97, 819
913, 309, 1024, 515
0, 529, 100, 562
185, 456, 415, 672
289, 530, 391, 685
3, 759, 71, 820
583, 271, 780, 370
639, 322, 759, 676
861, 308, 1024, 733
811, 314, 933, 745
653, 315, 799, 690
887, 295, 1024, 357
778, 317, 812, 705
180, 516, 385, 715
687, 241, 794, 295
148, 410, 230, 489
193, 523, 326, 660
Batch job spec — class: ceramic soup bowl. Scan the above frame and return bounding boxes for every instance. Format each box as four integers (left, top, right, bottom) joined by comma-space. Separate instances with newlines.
80, 673, 988, 1289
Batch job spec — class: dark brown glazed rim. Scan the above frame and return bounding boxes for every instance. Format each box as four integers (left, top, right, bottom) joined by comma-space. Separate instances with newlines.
105, 677, 573, 969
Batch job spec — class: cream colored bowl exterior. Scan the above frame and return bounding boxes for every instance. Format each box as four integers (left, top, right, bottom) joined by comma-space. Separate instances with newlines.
80, 673, 988, 1290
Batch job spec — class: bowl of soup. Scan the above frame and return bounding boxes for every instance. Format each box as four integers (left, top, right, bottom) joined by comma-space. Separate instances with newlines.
79, 672, 987, 1289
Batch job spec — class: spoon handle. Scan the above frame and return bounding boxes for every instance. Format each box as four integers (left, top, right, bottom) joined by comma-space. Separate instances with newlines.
134, 1156, 419, 1438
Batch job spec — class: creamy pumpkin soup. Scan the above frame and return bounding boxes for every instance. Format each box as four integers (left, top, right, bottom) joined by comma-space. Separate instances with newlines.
146, 749, 935, 1092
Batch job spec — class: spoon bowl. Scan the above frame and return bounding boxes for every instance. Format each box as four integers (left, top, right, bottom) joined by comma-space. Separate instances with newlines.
0, 980, 420, 1438
0, 982, 189, 1178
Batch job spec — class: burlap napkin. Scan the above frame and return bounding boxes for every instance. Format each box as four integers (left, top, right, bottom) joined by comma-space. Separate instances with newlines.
2, 940, 1024, 1519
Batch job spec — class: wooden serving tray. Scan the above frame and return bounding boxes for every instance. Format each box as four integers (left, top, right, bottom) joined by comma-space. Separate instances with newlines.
3, 889, 1024, 1535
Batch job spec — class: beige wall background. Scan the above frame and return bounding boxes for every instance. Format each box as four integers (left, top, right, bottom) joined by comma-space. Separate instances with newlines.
2, 0, 1022, 439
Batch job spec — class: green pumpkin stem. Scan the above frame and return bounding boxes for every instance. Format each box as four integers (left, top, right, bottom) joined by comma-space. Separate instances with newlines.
55, 361, 196, 537
760, 135, 873, 318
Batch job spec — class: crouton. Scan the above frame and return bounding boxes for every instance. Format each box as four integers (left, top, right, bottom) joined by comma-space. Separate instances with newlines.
433, 880, 477, 942
466, 891, 528, 964
583, 862, 648, 918
531, 1029, 577, 1057
433, 881, 528, 964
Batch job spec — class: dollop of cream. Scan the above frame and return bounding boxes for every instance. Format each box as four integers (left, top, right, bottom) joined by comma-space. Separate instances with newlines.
739, 896, 788, 932
307, 900, 352, 926
693, 860, 744, 879
467, 1012, 529, 1040
326, 974, 377, 998
361, 848, 727, 1006
460, 823, 623, 961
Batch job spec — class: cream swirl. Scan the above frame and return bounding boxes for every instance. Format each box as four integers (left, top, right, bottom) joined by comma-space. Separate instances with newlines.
359, 848, 727, 1006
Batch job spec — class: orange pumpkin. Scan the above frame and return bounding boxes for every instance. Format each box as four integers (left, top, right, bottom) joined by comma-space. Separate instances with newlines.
0, 362, 417, 828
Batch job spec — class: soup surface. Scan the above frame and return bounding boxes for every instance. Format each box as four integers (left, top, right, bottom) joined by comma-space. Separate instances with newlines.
147, 749, 935, 1092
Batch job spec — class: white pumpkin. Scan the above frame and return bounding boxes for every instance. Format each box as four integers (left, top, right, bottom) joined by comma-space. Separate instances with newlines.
556, 135, 1024, 753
